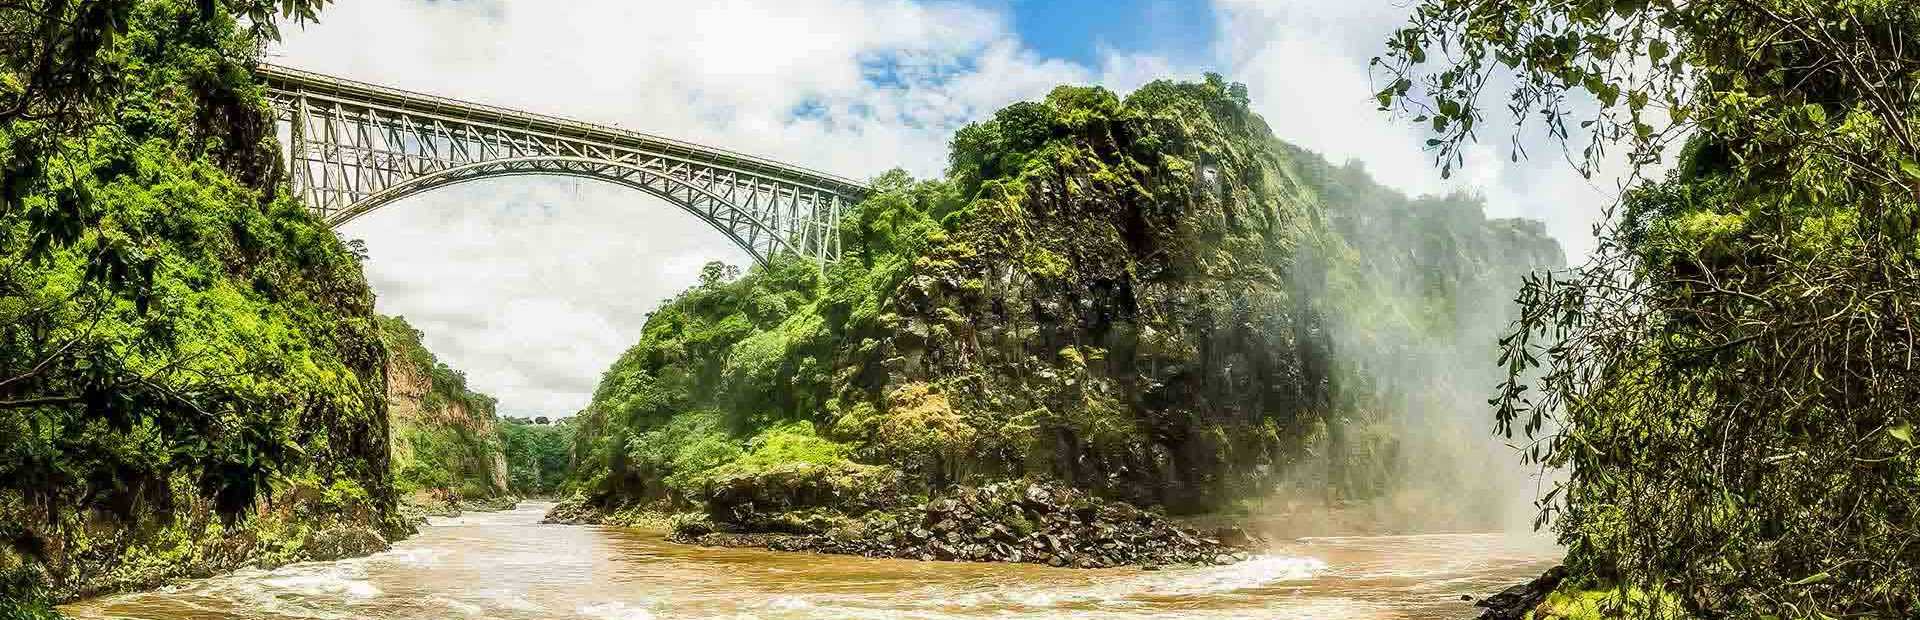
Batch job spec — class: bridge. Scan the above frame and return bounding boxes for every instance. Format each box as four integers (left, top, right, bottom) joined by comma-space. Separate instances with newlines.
257, 64, 868, 264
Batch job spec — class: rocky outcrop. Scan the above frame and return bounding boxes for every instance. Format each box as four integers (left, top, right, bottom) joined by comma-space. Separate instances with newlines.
1476, 566, 1569, 619
672, 481, 1256, 568
304, 527, 392, 562
561, 77, 1562, 568
541, 496, 607, 525
378, 315, 512, 506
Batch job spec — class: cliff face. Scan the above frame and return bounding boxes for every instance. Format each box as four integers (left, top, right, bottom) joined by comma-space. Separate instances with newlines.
377, 316, 511, 505
0, 0, 405, 607
564, 76, 1562, 530
848, 82, 1329, 511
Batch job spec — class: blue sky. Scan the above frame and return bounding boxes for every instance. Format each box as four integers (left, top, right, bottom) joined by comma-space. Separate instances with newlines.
981, 0, 1218, 67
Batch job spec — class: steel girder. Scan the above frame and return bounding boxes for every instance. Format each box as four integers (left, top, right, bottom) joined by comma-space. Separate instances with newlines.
257, 64, 867, 265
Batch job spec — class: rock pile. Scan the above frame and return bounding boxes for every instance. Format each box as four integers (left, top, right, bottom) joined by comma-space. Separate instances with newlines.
541, 495, 606, 525
672, 481, 1256, 568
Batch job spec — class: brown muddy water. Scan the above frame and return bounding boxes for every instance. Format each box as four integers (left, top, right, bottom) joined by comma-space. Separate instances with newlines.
62, 501, 1558, 619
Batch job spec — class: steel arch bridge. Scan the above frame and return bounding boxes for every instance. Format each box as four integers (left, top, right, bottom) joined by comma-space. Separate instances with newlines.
257, 64, 868, 265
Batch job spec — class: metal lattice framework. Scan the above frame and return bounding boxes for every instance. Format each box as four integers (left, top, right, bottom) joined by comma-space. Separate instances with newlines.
258, 63, 867, 264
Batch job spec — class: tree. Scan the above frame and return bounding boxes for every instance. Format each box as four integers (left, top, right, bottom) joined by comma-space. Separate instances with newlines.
1377, 0, 1920, 616
498, 420, 572, 495
1, 0, 387, 606
0, 0, 325, 127
697, 261, 739, 287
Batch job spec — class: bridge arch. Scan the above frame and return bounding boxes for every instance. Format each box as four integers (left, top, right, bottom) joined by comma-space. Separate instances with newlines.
258, 63, 867, 266
328, 156, 802, 264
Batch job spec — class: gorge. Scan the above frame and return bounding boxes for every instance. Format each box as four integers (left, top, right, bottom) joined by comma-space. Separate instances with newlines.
8, 0, 1916, 619
0, 4, 1559, 612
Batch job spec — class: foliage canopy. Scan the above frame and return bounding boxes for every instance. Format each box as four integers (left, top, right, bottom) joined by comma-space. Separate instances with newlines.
0, 0, 393, 606
1380, 0, 1920, 616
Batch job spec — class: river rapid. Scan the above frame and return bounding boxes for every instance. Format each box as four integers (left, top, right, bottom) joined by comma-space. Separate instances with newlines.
62, 502, 1558, 620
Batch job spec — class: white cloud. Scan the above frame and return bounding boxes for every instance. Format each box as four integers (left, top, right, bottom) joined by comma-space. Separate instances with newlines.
340, 179, 746, 415
1213, 0, 1618, 258
276, 0, 1163, 416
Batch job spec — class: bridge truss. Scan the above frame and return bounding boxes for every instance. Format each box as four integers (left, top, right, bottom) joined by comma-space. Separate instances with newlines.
258, 64, 867, 264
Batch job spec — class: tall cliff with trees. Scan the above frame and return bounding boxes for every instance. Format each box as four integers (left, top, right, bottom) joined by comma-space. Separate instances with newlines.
1378, 0, 1920, 617
377, 315, 513, 512
0, 0, 406, 614
562, 77, 1562, 538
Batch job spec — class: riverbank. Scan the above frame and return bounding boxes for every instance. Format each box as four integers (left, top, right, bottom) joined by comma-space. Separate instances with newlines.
45, 496, 528, 609
31, 495, 414, 606
64, 501, 1558, 620
1473, 566, 1568, 619
1470, 568, 1695, 620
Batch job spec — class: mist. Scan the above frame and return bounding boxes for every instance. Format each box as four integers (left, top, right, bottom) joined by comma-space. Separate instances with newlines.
1257, 151, 1566, 537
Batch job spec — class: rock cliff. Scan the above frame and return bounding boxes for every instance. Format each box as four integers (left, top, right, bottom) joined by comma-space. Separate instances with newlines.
376, 315, 512, 510
560, 75, 1563, 556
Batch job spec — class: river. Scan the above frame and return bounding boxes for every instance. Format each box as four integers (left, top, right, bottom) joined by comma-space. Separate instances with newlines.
61, 502, 1559, 620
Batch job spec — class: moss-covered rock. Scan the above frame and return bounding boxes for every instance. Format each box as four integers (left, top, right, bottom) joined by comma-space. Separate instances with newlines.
674, 481, 1254, 568
563, 74, 1562, 562
303, 526, 390, 563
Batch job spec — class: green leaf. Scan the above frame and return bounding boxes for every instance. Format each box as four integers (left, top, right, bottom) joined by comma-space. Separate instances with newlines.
1803, 104, 1826, 126
1788, 572, 1830, 586
1900, 159, 1920, 181
1890, 422, 1913, 445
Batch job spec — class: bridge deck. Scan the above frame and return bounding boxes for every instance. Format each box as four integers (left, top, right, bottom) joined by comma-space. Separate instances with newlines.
255, 63, 869, 197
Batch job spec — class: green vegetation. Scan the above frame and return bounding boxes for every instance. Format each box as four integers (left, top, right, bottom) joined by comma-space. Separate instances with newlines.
0, 0, 401, 610
566, 76, 1561, 533
1528, 586, 1686, 620
376, 315, 511, 507
498, 417, 572, 496
378, 315, 498, 420
1381, 0, 1920, 616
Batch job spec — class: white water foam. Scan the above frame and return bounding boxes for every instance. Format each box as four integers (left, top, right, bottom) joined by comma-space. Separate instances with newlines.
480, 588, 544, 612
766, 595, 818, 610
922, 554, 1327, 610
426, 594, 485, 615
256, 562, 381, 600
1137, 555, 1328, 597
578, 600, 657, 620
373, 546, 450, 567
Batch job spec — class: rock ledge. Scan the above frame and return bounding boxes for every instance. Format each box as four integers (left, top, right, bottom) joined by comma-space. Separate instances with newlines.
672, 481, 1257, 568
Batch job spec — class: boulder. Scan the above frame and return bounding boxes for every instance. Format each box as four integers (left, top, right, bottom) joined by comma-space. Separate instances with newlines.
304, 527, 389, 562
1475, 565, 1568, 620
541, 496, 606, 525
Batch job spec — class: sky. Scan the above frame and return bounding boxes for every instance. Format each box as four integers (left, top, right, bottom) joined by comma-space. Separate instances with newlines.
272, 0, 1621, 418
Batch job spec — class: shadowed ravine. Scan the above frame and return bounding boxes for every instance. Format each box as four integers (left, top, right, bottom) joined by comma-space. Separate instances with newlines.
62, 502, 1558, 619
